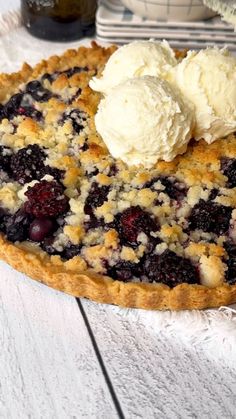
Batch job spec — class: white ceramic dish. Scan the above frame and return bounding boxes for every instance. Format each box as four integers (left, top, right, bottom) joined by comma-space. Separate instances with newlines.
121, 0, 216, 21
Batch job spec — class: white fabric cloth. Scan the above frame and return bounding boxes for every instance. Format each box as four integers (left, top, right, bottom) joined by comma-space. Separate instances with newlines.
1, 3, 236, 368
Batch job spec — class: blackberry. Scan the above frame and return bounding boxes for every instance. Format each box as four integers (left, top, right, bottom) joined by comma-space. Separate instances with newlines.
221, 157, 236, 188
143, 249, 199, 287
5, 209, 32, 242
117, 206, 159, 247
11, 144, 46, 184
189, 199, 232, 235
84, 182, 110, 215
24, 180, 69, 218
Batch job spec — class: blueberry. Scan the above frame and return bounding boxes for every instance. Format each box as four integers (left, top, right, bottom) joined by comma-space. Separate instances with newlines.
29, 218, 55, 242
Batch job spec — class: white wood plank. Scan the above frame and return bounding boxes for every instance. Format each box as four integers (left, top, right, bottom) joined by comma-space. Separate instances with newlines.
82, 299, 236, 419
0, 262, 117, 419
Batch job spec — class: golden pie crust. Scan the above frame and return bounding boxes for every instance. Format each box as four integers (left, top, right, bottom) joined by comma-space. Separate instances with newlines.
0, 42, 236, 310
1, 235, 236, 310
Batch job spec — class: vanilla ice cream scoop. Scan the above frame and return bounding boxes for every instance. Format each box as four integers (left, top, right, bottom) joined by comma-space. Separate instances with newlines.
89, 40, 177, 95
168, 48, 236, 143
95, 76, 194, 168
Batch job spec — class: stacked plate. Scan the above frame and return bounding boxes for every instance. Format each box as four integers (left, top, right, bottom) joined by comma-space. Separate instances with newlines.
96, 0, 236, 50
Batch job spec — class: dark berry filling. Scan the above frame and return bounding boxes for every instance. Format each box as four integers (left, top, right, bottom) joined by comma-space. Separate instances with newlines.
145, 176, 187, 201
84, 182, 110, 215
61, 109, 88, 134
41, 73, 56, 84
62, 66, 89, 78
116, 206, 159, 247
25, 80, 53, 102
0, 207, 10, 234
224, 242, 236, 285
208, 188, 219, 200
40, 239, 81, 260
107, 261, 141, 282
221, 157, 236, 188
3, 93, 24, 119
41, 67, 88, 85
68, 88, 82, 104
24, 180, 69, 218
189, 199, 232, 235
5, 209, 33, 242
40, 237, 61, 256
143, 249, 199, 287
0, 146, 13, 175
84, 214, 105, 231
0, 93, 42, 121
62, 244, 82, 260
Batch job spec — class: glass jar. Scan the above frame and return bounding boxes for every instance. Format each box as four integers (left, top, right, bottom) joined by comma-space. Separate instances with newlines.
21, 0, 97, 41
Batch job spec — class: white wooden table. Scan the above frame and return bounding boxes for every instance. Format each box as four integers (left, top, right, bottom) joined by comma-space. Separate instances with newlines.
0, 2, 236, 418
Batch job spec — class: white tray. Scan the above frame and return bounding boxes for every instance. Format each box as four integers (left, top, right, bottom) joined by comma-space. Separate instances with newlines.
96, 0, 236, 49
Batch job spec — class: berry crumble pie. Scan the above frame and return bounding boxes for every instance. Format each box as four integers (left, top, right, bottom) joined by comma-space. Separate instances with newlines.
0, 41, 236, 310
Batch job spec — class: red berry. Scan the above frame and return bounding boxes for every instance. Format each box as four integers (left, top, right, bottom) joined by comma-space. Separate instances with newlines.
24, 180, 69, 218
118, 206, 159, 246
